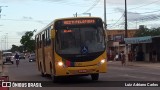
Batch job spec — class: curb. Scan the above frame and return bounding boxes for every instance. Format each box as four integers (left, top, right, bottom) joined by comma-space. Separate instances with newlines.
108, 61, 160, 68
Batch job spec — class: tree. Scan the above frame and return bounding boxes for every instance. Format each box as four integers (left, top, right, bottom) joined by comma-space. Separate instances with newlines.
20, 31, 36, 52
134, 27, 160, 37
10, 44, 19, 52
10, 45, 23, 53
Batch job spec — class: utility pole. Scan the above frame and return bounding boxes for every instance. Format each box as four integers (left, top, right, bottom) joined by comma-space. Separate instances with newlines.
75, 12, 77, 17
104, 0, 107, 30
0, 31, 2, 52
0, 6, 8, 19
0, 6, 8, 51
6, 33, 8, 51
124, 0, 128, 64
104, 0, 108, 51
73, 12, 78, 17
4, 35, 6, 51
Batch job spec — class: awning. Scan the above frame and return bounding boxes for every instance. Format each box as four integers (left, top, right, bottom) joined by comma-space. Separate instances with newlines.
124, 36, 152, 44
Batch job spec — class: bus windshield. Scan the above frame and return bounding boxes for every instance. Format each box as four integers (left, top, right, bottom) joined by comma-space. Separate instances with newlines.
56, 26, 105, 55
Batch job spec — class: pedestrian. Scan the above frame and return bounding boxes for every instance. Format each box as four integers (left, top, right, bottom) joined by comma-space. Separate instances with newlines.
114, 53, 119, 61
120, 51, 126, 66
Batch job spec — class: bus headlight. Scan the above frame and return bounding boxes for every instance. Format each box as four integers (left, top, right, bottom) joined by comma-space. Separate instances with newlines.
97, 59, 106, 66
100, 59, 105, 64
58, 62, 63, 66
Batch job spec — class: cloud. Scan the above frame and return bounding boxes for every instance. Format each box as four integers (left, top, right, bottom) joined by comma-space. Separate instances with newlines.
0, 0, 67, 3
22, 16, 33, 20
0, 0, 29, 3
0, 0, 156, 5
16, 31, 27, 36
114, 8, 160, 22
128, 12, 160, 22
106, 0, 159, 5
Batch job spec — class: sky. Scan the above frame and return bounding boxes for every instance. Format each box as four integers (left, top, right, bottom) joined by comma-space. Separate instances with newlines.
0, 0, 160, 50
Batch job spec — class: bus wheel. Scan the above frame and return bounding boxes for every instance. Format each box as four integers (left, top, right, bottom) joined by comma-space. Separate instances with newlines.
41, 72, 45, 77
91, 73, 99, 80
51, 75, 59, 83
50, 67, 59, 83
40, 64, 45, 77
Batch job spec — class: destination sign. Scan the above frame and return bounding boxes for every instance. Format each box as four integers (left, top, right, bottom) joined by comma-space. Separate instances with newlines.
63, 30, 72, 33
63, 19, 95, 25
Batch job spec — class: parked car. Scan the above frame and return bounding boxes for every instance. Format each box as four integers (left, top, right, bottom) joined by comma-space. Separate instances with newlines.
2, 52, 14, 64
19, 54, 25, 59
29, 54, 35, 62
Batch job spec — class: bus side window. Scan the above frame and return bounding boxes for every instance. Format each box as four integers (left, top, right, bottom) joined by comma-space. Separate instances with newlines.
36, 36, 39, 49
44, 30, 47, 46
48, 29, 51, 45
40, 34, 42, 48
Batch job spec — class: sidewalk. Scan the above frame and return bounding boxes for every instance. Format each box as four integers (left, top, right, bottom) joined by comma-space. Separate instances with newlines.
108, 61, 160, 68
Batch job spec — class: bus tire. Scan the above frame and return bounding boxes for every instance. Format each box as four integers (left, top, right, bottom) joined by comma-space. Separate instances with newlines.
51, 75, 59, 83
91, 73, 99, 81
41, 72, 45, 77
50, 70, 59, 83
40, 63, 45, 77
50, 64, 59, 83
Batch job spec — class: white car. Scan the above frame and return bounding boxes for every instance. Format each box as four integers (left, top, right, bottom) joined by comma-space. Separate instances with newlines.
2, 52, 14, 64
29, 54, 35, 62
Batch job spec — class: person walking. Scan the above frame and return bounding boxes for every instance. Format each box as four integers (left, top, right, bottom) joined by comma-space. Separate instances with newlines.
120, 51, 126, 66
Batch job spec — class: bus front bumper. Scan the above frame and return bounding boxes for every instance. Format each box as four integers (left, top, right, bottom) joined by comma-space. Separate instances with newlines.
55, 63, 107, 76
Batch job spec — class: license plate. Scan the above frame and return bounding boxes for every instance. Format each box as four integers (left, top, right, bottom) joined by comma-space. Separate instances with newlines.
78, 70, 87, 73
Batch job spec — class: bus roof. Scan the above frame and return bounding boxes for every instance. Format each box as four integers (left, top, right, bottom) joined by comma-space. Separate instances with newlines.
35, 17, 102, 36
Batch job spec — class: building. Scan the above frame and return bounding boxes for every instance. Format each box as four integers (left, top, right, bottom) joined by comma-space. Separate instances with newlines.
124, 36, 160, 62
106, 29, 138, 60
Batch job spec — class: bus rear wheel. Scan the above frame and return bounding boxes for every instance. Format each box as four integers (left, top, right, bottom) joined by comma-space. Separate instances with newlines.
91, 73, 99, 81
50, 67, 59, 83
40, 64, 45, 77
51, 75, 59, 83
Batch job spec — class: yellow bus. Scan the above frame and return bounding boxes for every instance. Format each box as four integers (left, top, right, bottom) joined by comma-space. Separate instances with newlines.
35, 17, 107, 82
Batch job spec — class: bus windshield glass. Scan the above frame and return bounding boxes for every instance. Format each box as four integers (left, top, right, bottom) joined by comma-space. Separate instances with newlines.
56, 26, 105, 55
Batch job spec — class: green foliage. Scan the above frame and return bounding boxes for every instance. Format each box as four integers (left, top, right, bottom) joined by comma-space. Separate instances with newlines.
10, 45, 19, 52
134, 27, 160, 37
20, 31, 35, 52
10, 45, 24, 53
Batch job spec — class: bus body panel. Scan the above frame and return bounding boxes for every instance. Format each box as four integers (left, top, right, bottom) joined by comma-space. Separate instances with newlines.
38, 48, 44, 72
35, 17, 107, 80
44, 46, 52, 74
54, 51, 107, 76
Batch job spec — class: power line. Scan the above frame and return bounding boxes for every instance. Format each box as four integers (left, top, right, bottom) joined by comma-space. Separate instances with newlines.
140, 9, 160, 14
48, 0, 98, 7
0, 18, 50, 23
129, 0, 160, 10
106, 0, 160, 14
83, 0, 101, 13
109, 13, 124, 28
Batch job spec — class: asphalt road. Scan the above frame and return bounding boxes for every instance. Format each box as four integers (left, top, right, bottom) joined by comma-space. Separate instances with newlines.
2, 59, 160, 90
